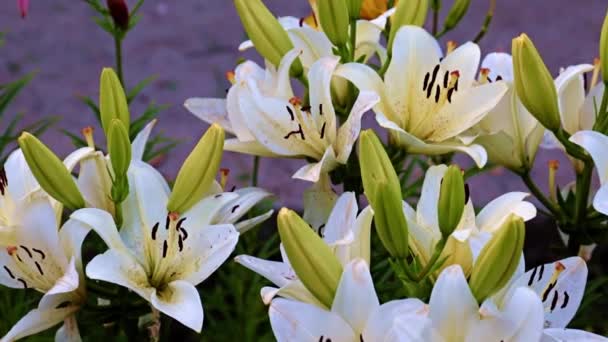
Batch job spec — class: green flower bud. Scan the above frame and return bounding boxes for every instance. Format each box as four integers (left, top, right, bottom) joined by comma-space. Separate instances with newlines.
18, 133, 85, 210
359, 130, 409, 258
600, 9, 608, 83
233, 0, 303, 77
167, 124, 225, 214
346, 0, 363, 20
317, 0, 350, 47
388, 0, 428, 54
99, 68, 130, 135
443, 0, 470, 31
512, 34, 561, 132
107, 119, 131, 179
437, 165, 465, 239
469, 214, 525, 303
436, 236, 473, 277
278, 208, 343, 308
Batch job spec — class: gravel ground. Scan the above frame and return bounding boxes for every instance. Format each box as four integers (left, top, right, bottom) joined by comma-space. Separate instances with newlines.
0, 0, 606, 210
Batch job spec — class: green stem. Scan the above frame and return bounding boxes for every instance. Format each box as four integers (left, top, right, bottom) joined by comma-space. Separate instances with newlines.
520, 171, 562, 220
114, 35, 124, 86
412, 240, 445, 282
574, 160, 593, 223
251, 156, 260, 187
349, 19, 357, 62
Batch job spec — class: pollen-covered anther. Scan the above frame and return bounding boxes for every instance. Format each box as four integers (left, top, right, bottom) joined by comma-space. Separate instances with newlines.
225, 71, 236, 85
446, 40, 457, 54
548, 160, 559, 171
289, 96, 302, 107
555, 261, 566, 272
82, 126, 95, 148
590, 57, 601, 90
220, 168, 230, 190
478, 68, 490, 84
6, 246, 17, 256
169, 212, 180, 222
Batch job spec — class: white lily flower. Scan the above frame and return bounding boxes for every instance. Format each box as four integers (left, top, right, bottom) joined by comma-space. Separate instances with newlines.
269, 259, 435, 341
570, 130, 608, 215
235, 192, 373, 306
186, 51, 379, 182
71, 160, 240, 332
475, 52, 545, 172
302, 173, 338, 231
210, 187, 274, 234
542, 63, 601, 152
0, 195, 90, 341
404, 165, 536, 262
335, 26, 508, 167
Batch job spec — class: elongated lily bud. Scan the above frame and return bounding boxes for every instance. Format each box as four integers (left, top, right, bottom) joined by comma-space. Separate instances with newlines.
359, 130, 409, 258
469, 215, 525, 303
388, 0, 429, 54
346, 0, 363, 20
108, 119, 131, 203
234, 0, 303, 77
443, 0, 470, 31
318, 0, 350, 47
107, 0, 129, 30
600, 10, 608, 83
512, 34, 561, 132
437, 165, 465, 239
18, 133, 85, 210
278, 208, 343, 308
167, 124, 225, 214
99, 68, 130, 135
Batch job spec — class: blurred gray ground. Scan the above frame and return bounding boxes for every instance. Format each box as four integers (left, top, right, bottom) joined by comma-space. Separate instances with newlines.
0, 0, 606, 210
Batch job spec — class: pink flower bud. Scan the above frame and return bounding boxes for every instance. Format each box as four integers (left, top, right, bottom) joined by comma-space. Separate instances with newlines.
18, 0, 29, 19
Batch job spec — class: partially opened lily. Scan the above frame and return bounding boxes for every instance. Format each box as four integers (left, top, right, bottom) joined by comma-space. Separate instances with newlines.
0, 191, 90, 341
403, 165, 536, 265
570, 130, 608, 215
269, 258, 435, 341
335, 26, 508, 167
186, 51, 378, 182
236, 192, 373, 305
474, 52, 545, 172
71, 160, 240, 332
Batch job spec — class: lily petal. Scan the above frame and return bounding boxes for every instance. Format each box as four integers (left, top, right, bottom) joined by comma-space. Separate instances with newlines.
269, 298, 356, 342
184, 98, 234, 135
481, 52, 514, 82
554, 64, 594, 134
331, 259, 379, 332
323, 192, 358, 246
234, 255, 295, 288
302, 174, 338, 231
131, 119, 158, 161
364, 299, 433, 342
542, 328, 608, 341
335, 91, 379, 163
476, 192, 536, 233
151, 280, 204, 332
292, 147, 339, 182
0, 299, 78, 342
212, 187, 273, 226
70, 208, 126, 251
224, 138, 279, 157
570, 130, 608, 184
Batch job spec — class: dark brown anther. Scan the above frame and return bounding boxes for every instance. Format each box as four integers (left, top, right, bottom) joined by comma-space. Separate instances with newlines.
434, 85, 441, 103
32, 248, 45, 260
319, 104, 323, 115
320, 122, 326, 139
231, 205, 240, 213
426, 64, 440, 99
447, 88, 455, 103
284, 124, 305, 140
286, 106, 295, 121
165, 215, 171, 230
443, 70, 449, 88
19, 246, 32, 258
35, 261, 44, 276
423, 72, 430, 91
0, 168, 8, 196
464, 183, 470, 202
162, 240, 168, 258
301, 105, 311, 112
17, 278, 27, 289
180, 227, 189, 241
176, 217, 187, 231
561, 291, 569, 309
151, 222, 159, 240
3, 266, 15, 279
178, 235, 184, 252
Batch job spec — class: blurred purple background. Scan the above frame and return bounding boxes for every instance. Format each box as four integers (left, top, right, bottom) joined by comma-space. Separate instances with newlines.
0, 0, 606, 209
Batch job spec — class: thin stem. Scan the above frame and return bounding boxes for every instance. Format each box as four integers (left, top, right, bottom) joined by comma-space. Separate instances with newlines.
114, 35, 124, 86
349, 19, 357, 62
574, 159, 593, 223
251, 156, 260, 187
520, 171, 562, 220
473, 0, 496, 43
411, 240, 445, 282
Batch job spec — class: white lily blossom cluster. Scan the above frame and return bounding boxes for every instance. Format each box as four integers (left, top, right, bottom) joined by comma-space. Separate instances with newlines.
4, 0, 608, 340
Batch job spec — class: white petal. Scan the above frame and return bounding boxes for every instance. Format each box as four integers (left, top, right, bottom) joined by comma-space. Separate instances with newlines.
70, 208, 126, 251
334, 62, 396, 121
441, 41, 480, 90
235, 209, 274, 234
302, 174, 338, 231
308, 56, 339, 143
151, 280, 204, 332
3, 149, 40, 201
481, 52, 514, 82
428, 82, 508, 142
416, 165, 447, 231
335, 206, 373, 265
224, 138, 278, 157
46, 257, 79, 296
77, 152, 113, 213
476, 192, 536, 233
212, 187, 273, 225
59, 218, 92, 277
288, 27, 333, 68
593, 183, 608, 216
555, 64, 594, 134
509, 257, 587, 329
323, 192, 358, 246
542, 328, 608, 341
570, 130, 608, 184
385, 26, 442, 128
335, 91, 379, 163
62, 147, 95, 173
581, 83, 604, 130
292, 147, 339, 182
85, 249, 153, 301
0, 304, 78, 342
184, 98, 234, 135
364, 299, 432, 342
181, 224, 239, 285
128, 160, 170, 231
331, 259, 379, 332
184, 192, 239, 228
269, 281, 325, 307
131, 119, 158, 161
429, 265, 478, 341
234, 255, 295, 288
269, 298, 356, 342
